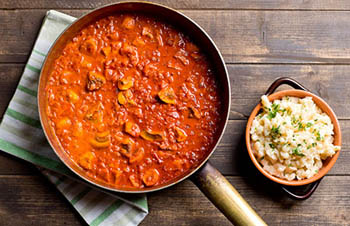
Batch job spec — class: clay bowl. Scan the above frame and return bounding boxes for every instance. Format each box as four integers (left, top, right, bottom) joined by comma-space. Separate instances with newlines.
245, 89, 342, 186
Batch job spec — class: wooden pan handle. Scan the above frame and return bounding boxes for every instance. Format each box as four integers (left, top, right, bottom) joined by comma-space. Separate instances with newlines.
191, 162, 267, 226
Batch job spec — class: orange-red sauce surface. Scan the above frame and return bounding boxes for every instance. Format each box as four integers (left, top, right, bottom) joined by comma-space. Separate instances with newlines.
46, 14, 222, 189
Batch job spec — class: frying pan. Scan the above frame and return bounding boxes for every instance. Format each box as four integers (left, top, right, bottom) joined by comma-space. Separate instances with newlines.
38, 2, 266, 225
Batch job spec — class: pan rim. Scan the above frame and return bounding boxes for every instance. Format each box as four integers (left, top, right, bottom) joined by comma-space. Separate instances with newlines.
38, 1, 231, 193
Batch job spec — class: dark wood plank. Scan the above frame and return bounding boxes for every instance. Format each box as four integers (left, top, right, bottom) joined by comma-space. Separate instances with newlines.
0, 174, 348, 226
2, 0, 350, 10
0, 174, 84, 226
0, 153, 37, 175
0, 64, 22, 117
143, 175, 350, 226
3, 10, 350, 64
227, 64, 350, 120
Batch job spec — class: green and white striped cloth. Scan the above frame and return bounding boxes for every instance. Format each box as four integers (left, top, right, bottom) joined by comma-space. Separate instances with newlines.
0, 10, 148, 225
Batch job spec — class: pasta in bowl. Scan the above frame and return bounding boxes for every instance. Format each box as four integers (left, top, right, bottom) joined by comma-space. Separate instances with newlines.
246, 89, 342, 186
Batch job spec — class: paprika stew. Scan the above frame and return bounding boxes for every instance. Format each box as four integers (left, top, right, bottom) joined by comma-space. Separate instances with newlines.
46, 14, 222, 189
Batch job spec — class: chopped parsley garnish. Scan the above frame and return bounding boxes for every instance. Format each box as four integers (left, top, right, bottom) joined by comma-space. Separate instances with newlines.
306, 122, 313, 128
316, 131, 321, 141
292, 147, 305, 157
298, 122, 304, 130
269, 143, 276, 149
267, 103, 280, 119
312, 143, 317, 147
270, 125, 281, 139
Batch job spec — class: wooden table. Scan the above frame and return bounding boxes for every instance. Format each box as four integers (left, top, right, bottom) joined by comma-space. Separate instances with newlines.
1, 1, 349, 225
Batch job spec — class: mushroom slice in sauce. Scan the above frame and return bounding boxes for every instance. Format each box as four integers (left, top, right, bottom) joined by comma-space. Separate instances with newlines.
142, 168, 160, 186
158, 87, 176, 104
87, 72, 106, 91
140, 130, 163, 142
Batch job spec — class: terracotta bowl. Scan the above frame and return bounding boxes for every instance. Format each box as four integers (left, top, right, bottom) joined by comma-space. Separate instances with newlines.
245, 89, 342, 186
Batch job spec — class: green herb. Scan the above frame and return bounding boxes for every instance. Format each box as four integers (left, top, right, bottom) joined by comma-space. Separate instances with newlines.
283, 122, 287, 125
316, 131, 321, 141
303, 139, 307, 144
267, 103, 280, 119
298, 122, 304, 130
269, 143, 276, 149
307, 145, 311, 149
312, 143, 317, 147
306, 122, 313, 128
292, 147, 305, 157
270, 125, 281, 139
314, 119, 318, 122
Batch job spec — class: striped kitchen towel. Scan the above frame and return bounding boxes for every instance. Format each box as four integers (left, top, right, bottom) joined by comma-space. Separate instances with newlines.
0, 10, 148, 225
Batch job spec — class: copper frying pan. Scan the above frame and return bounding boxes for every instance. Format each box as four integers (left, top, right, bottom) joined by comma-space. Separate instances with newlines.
38, 2, 266, 225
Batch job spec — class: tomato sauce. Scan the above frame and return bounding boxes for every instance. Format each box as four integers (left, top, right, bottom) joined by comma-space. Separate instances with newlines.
46, 14, 222, 189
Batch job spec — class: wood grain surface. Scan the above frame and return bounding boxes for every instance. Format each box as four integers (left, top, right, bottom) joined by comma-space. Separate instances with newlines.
0, 1, 349, 225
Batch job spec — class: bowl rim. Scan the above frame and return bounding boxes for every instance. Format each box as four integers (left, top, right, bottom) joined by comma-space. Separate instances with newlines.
245, 89, 342, 186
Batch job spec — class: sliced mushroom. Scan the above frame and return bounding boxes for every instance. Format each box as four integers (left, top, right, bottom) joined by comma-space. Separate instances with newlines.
78, 152, 95, 170
122, 16, 135, 30
188, 106, 201, 119
120, 137, 135, 158
117, 92, 127, 105
90, 131, 110, 149
118, 90, 136, 106
85, 103, 103, 122
158, 87, 176, 104
142, 27, 154, 39
132, 38, 145, 47
124, 121, 140, 137
140, 130, 163, 142
118, 77, 133, 90
142, 168, 160, 186
174, 127, 187, 142
129, 148, 145, 164
87, 72, 106, 91
80, 38, 98, 55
